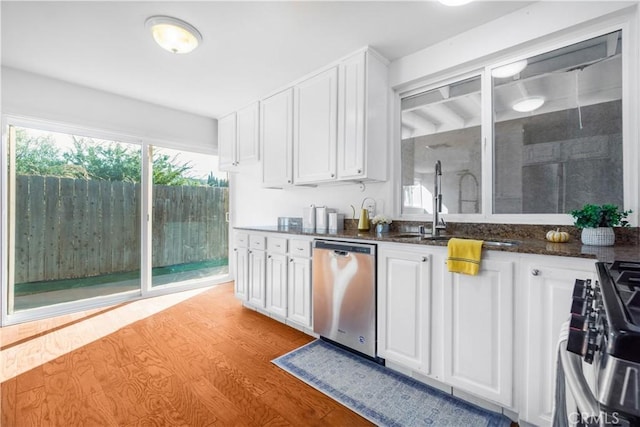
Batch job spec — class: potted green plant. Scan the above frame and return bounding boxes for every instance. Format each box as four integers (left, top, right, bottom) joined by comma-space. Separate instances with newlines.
570, 204, 632, 246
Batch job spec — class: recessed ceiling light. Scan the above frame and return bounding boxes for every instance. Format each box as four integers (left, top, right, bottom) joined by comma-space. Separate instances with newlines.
512, 96, 545, 113
145, 16, 202, 54
491, 60, 528, 78
438, 0, 474, 6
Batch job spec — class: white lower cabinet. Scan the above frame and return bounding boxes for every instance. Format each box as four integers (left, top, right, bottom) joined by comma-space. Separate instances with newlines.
265, 236, 289, 318
233, 232, 249, 301
442, 256, 515, 407
248, 248, 266, 308
520, 255, 596, 426
378, 245, 432, 373
287, 238, 313, 328
266, 253, 288, 318
233, 247, 249, 300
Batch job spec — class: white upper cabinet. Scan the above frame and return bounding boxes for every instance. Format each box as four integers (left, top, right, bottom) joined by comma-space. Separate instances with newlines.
221, 47, 388, 185
218, 102, 260, 172
261, 88, 294, 188
293, 67, 339, 184
236, 102, 260, 164
337, 50, 388, 181
218, 112, 237, 171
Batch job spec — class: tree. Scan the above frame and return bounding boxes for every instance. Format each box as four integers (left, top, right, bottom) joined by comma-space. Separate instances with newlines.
14, 129, 222, 187
207, 172, 229, 187
13, 129, 84, 178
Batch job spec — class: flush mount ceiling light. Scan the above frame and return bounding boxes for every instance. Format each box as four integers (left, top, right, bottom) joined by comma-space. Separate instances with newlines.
438, 0, 474, 6
491, 59, 528, 78
145, 16, 202, 54
512, 96, 545, 113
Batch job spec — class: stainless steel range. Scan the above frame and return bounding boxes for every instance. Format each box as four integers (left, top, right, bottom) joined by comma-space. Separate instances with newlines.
564, 261, 640, 426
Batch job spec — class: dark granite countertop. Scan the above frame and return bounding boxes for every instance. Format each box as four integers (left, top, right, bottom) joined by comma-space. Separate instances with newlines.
234, 224, 640, 263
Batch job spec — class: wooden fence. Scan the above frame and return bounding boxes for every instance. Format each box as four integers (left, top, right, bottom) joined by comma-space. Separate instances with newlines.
14, 175, 229, 284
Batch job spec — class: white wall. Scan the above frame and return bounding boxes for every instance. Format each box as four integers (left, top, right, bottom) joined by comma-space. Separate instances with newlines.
231, 1, 639, 227
1, 67, 217, 153
231, 166, 391, 226
389, 1, 637, 90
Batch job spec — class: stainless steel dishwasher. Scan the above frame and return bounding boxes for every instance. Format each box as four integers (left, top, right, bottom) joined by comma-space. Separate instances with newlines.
312, 240, 377, 359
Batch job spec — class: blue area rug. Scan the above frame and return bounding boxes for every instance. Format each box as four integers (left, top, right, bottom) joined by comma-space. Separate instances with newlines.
272, 339, 512, 427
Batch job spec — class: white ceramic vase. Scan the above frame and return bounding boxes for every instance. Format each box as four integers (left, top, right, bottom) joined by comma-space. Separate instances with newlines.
581, 227, 615, 246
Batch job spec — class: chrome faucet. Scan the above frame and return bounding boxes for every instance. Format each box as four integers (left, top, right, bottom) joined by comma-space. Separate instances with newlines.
432, 160, 446, 237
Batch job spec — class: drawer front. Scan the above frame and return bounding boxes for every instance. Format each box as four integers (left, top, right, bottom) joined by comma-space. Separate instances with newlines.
236, 232, 249, 248
249, 235, 266, 251
268, 237, 288, 254
289, 239, 311, 258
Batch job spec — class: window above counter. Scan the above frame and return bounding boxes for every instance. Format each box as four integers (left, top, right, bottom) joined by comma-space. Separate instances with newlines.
398, 28, 633, 225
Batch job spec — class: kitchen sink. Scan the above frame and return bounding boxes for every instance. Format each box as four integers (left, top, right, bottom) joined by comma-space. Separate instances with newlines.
391, 233, 519, 248
481, 240, 519, 248
420, 236, 451, 241
391, 233, 423, 238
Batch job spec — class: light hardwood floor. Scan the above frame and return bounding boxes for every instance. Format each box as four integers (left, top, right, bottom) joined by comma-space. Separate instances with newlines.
1, 282, 373, 426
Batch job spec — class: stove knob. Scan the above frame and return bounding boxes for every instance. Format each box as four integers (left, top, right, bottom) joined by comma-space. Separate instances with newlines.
569, 314, 587, 330
584, 328, 598, 364
573, 280, 588, 298
570, 298, 589, 316
566, 328, 586, 355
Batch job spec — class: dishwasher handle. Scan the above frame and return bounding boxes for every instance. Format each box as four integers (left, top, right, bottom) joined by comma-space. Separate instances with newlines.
333, 250, 350, 257
313, 239, 375, 255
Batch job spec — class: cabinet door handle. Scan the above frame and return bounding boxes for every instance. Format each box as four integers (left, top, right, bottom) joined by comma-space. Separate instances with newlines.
287, 179, 292, 184
531, 269, 540, 276
289, 259, 293, 262
421, 257, 427, 262
331, 174, 335, 178
268, 255, 272, 258
357, 169, 362, 174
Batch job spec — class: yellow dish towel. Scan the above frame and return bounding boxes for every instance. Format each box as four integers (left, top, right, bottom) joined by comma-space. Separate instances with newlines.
447, 237, 484, 276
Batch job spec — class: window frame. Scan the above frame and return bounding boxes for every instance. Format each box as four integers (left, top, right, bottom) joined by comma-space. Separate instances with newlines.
0, 115, 231, 326
394, 20, 637, 226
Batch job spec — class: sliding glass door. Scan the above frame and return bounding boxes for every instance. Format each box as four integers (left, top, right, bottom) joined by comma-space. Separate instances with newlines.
7, 125, 142, 313
150, 146, 229, 287
3, 122, 229, 323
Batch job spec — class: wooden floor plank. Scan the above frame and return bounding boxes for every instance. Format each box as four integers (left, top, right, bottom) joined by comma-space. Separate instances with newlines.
1, 378, 17, 427
1, 283, 373, 426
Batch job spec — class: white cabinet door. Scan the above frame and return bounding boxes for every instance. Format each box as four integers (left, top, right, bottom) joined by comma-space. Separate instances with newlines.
234, 247, 249, 301
294, 67, 338, 184
266, 253, 288, 318
218, 112, 237, 171
378, 246, 432, 373
237, 102, 260, 165
248, 249, 266, 307
337, 51, 366, 180
287, 256, 312, 328
443, 257, 514, 407
261, 88, 293, 187
521, 257, 595, 426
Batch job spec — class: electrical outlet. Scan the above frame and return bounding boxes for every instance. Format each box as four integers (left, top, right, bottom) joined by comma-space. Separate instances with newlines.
364, 200, 376, 217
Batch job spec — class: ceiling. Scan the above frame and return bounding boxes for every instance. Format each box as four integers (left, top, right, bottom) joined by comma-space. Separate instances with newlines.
1, 1, 533, 120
